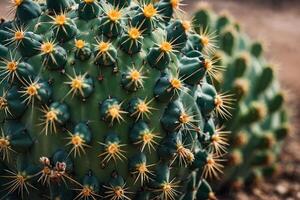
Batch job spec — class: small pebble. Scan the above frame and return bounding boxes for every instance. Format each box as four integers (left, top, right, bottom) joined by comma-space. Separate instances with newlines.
276, 184, 288, 195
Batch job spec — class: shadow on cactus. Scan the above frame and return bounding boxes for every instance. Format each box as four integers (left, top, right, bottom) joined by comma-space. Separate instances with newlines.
0, 0, 233, 199
190, 4, 290, 192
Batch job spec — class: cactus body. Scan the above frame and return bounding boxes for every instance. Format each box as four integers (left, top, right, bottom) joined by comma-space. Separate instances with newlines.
0, 0, 229, 199
191, 7, 289, 190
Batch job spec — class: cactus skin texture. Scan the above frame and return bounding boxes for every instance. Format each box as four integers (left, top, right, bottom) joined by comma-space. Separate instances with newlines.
191, 7, 290, 190
0, 0, 231, 199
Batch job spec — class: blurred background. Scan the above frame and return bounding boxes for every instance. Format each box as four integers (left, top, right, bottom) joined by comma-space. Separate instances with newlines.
0, 0, 299, 199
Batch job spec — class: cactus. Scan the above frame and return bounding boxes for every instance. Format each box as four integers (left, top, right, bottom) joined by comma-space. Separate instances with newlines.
0, 0, 231, 199
190, 6, 290, 190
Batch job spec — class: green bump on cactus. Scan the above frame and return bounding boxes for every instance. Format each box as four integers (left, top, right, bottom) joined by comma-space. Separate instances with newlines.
191, 6, 290, 190
78, 0, 101, 20
0, 0, 231, 199
46, 0, 74, 12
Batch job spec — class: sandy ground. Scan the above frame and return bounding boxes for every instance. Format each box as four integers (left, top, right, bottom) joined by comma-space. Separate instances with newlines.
0, 0, 300, 199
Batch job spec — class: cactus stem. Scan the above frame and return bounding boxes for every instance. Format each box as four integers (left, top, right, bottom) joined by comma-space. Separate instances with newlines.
0, 1, 240, 197
98, 142, 126, 164
104, 183, 131, 200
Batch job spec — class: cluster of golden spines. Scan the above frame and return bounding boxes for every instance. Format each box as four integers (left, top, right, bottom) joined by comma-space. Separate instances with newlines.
128, 28, 142, 40
107, 104, 127, 124
99, 142, 126, 164
179, 113, 191, 124
54, 14, 67, 26
160, 41, 173, 53
97, 41, 110, 54
75, 39, 86, 49
41, 42, 55, 54
107, 9, 122, 22
170, 78, 183, 90
104, 184, 131, 200
143, 4, 157, 18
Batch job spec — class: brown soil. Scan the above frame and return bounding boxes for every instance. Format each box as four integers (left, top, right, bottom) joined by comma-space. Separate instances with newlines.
0, 0, 300, 199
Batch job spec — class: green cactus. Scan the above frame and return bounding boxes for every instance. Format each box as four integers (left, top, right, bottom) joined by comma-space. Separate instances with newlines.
190, 6, 290, 190
0, 0, 231, 199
